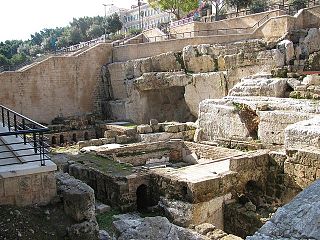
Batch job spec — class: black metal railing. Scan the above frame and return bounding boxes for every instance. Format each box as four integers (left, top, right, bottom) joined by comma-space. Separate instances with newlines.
0, 105, 50, 167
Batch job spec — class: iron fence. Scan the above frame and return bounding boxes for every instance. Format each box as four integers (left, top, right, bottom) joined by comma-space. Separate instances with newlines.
0, 105, 50, 167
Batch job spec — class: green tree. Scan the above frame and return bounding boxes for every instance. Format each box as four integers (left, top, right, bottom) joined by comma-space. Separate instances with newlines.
87, 24, 104, 39
249, 0, 267, 13
10, 53, 28, 66
106, 14, 123, 34
206, 0, 227, 20
290, 0, 307, 10
227, 0, 252, 14
0, 54, 9, 66
148, 0, 199, 20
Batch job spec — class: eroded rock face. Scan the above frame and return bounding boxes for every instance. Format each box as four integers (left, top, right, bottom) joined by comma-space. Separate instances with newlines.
198, 96, 320, 144
285, 117, 320, 149
56, 172, 95, 222
229, 76, 290, 98
277, 40, 295, 64
112, 215, 205, 240
247, 179, 320, 240
300, 28, 320, 56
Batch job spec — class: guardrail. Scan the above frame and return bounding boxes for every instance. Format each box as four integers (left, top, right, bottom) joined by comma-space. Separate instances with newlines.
0, 105, 50, 167
113, 11, 273, 46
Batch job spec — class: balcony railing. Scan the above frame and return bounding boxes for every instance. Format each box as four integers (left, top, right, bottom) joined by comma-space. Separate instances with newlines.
0, 105, 50, 167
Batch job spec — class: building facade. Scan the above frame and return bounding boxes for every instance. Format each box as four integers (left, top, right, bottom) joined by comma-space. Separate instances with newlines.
123, 2, 172, 32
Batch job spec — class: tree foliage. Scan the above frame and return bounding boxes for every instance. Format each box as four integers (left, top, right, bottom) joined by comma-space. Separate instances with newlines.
227, 0, 252, 13
148, 0, 199, 20
290, 0, 307, 10
0, 13, 123, 68
249, 0, 268, 13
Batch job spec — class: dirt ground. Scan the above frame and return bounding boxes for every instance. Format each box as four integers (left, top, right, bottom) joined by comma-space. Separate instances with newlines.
0, 203, 75, 240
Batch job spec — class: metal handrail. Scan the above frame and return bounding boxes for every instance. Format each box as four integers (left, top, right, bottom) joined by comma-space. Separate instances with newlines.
0, 105, 50, 166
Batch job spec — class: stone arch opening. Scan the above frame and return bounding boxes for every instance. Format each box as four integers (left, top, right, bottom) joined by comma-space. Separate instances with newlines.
59, 135, 65, 145
136, 184, 149, 211
84, 132, 89, 140
244, 180, 264, 207
72, 133, 77, 142
51, 136, 57, 145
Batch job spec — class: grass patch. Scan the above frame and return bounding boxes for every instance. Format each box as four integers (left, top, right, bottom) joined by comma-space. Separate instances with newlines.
70, 153, 134, 176
97, 208, 121, 232
50, 145, 79, 154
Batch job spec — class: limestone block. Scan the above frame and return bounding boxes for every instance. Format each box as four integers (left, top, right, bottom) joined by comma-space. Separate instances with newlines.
139, 132, 183, 142
217, 55, 226, 71
182, 45, 216, 73
302, 75, 320, 86
56, 173, 95, 222
164, 124, 180, 133
258, 111, 314, 145
185, 72, 227, 117
150, 52, 182, 72
89, 139, 103, 146
137, 124, 153, 134
287, 78, 301, 89
300, 28, 320, 55
285, 117, 320, 149
229, 76, 289, 98
100, 138, 116, 144
277, 40, 295, 64
104, 130, 117, 138
115, 135, 130, 144
198, 100, 251, 141
257, 49, 285, 68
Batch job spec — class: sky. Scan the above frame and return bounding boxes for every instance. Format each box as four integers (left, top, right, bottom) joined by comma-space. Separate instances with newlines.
0, 0, 137, 42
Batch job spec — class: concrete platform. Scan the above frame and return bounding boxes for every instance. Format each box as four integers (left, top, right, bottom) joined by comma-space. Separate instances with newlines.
0, 124, 56, 179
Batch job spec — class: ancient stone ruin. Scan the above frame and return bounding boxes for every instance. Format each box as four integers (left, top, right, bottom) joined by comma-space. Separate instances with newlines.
0, 4, 320, 240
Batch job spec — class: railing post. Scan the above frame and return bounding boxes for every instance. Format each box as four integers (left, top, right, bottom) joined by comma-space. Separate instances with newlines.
22, 118, 26, 144
14, 114, 17, 137
33, 131, 37, 154
7, 110, 10, 131
1, 107, 4, 127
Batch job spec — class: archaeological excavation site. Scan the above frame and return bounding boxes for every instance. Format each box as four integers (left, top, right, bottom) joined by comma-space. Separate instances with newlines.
0, 2, 320, 240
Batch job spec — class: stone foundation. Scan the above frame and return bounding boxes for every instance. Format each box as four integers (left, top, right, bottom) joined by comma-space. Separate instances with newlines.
0, 171, 56, 206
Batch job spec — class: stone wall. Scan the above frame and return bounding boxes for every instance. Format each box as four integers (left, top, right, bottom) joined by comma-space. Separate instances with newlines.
0, 43, 113, 124
285, 148, 320, 189
0, 171, 56, 206
113, 6, 320, 62
67, 163, 150, 212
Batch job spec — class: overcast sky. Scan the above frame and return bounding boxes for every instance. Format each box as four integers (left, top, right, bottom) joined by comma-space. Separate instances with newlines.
0, 0, 137, 42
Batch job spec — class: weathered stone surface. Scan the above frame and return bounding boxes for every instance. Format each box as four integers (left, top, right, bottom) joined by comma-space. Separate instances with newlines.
300, 28, 320, 56
257, 110, 315, 145
256, 49, 285, 68
136, 124, 153, 134
247, 179, 320, 240
113, 215, 206, 240
285, 117, 320, 149
134, 72, 191, 91
185, 72, 228, 116
229, 76, 289, 98
198, 100, 253, 141
277, 40, 295, 64
68, 220, 99, 240
183, 45, 216, 73
301, 74, 320, 85
56, 172, 95, 222
199, 96, 320, 143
